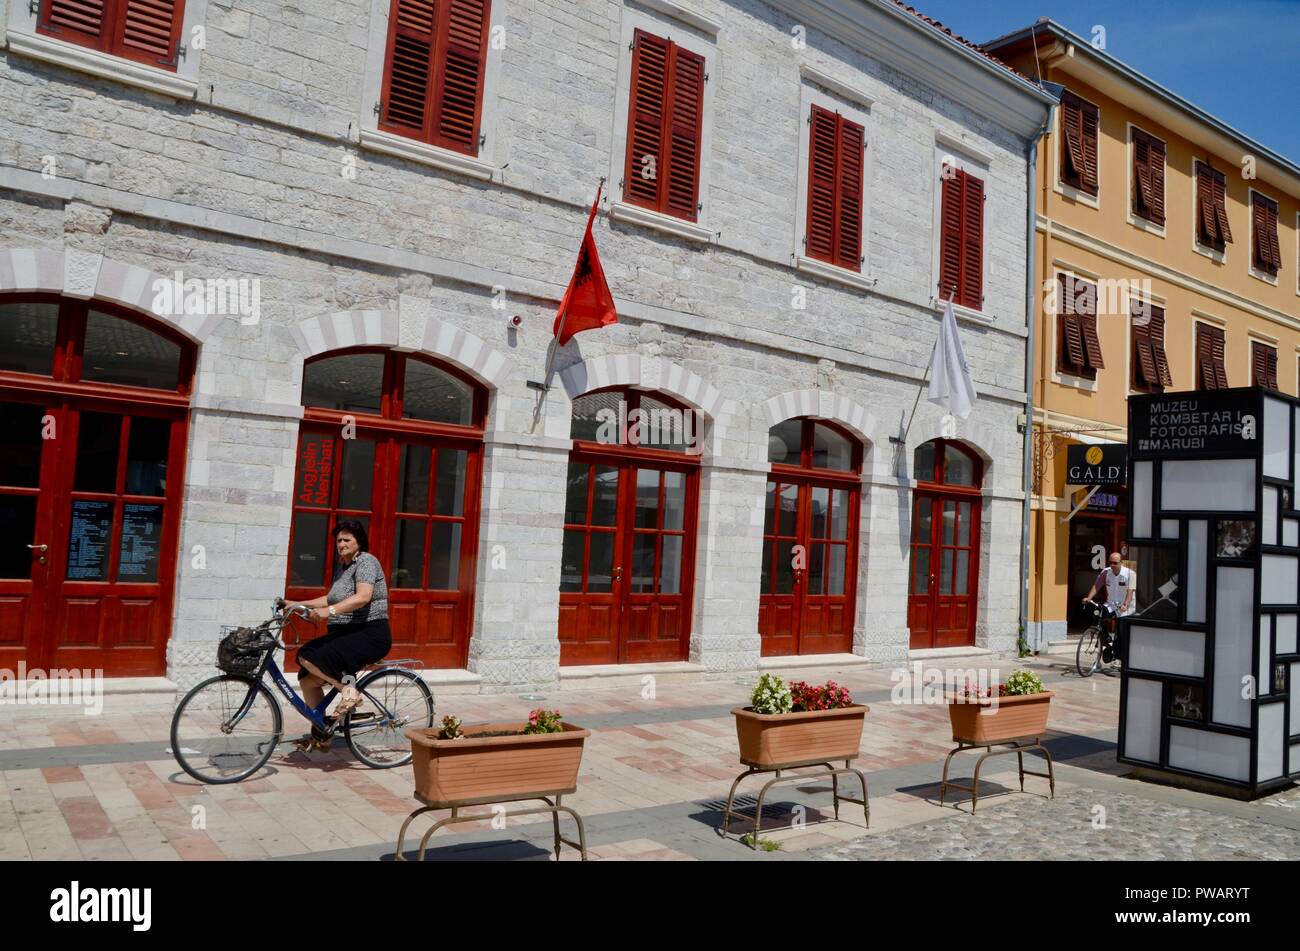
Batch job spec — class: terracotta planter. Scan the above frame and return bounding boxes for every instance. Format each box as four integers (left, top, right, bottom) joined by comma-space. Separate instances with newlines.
731, 705, 867, 768
405, 722, 590, 806
946, 692, 1054, 745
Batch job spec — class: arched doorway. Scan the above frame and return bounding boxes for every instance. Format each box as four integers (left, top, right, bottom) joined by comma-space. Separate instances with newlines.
284, 348, 486, 669
558, 388, 701, 665
759, 417, 863, 656
908, 439, 982, 649
0, 295, 196, 676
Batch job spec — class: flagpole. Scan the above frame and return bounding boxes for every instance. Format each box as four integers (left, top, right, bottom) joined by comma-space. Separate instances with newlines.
538, 178, 605, 392
896, 287, 955, 455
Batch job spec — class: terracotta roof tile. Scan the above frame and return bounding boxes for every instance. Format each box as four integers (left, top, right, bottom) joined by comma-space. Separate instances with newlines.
888, 0, 1033, 83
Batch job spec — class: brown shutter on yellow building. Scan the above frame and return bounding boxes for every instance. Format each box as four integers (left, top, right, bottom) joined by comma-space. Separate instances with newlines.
1253, 193, 1282, 274
1252, 341, 1279, 390
1197, 323, 1229, 389
1058, 274, 1102, 376
1197, 164, 1233, 250
1133, 306, 1172, 392
1132, 129, 1165, 225
1060, 92, 1098, 195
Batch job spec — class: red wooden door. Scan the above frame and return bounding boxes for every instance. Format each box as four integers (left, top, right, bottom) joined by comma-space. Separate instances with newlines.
908, 493, 981, 649
759, 476, 858, 656
558, 453, 697, 665
285, 350, 486, 670
0, 296, 193, 677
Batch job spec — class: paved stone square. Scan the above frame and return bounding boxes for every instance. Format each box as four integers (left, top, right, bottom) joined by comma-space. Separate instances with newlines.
1, 656, 1296, 861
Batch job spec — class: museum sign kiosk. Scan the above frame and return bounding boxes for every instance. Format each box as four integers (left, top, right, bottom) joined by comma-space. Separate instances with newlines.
1120, 386, 1300, 794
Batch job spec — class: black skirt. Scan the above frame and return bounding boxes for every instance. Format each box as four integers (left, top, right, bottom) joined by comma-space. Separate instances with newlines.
296, 619, 391, 681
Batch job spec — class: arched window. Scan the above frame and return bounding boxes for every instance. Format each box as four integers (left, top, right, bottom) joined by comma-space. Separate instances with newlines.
759, 418, 863, 656
287, 348, 486, 670
560, 387, 700, 666
0, 295, 196, 676
908, 439, 982, 649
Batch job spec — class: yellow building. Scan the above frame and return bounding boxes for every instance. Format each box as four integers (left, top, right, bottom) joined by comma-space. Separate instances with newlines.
986, 21, 1300, 648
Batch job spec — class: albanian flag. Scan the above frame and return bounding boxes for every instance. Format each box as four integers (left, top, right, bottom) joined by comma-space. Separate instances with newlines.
552, 183, 617, 346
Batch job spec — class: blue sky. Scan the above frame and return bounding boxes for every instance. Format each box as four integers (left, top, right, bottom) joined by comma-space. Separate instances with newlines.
907, 0, 1300, 162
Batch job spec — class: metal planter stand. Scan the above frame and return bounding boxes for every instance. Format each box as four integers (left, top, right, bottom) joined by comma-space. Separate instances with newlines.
720, 758, 869, 848
938, 734, 1055, 812
395, 791, 588, 861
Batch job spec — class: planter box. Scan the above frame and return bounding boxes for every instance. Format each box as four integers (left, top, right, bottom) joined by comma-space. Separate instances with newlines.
731, 705, 867, 768
405, 722, 590, 806
947, 692, 1054, 745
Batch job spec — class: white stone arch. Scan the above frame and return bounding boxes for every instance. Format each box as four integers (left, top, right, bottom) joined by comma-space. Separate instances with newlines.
904, 415, 998, 480
557, 353, 726, 458
0, 246, 225, 342
289, 294, 512, 392
759, 389, 877, 446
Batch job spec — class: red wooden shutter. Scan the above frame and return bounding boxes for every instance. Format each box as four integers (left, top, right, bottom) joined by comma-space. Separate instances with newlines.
835, 118, 864, 272
806, 106, 837, 262
939, 170, 962, 302
40, 0, 108, 47
116, 0, 183, 65
664, 44, 705, 221
625, 30, 668, 209
435, 0, 491, 153
380, 0, 438, 136
960, 172, 983, 309
1197, 166, 1217, 245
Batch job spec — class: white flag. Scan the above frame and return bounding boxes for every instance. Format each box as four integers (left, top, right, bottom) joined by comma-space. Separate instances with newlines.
926, 297, 977, 419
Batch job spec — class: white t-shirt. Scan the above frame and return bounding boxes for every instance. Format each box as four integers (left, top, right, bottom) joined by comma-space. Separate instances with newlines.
1101, 566, 1136, 616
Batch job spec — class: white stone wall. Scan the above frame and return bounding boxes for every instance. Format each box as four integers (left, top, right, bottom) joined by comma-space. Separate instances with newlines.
0, 0, 1039, 690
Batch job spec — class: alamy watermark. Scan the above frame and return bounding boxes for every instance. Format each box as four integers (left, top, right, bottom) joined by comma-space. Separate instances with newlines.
592, 399, 703, 455
890, 662, 1002, 712
0, 663, 104, 716
152, 270, 261, 325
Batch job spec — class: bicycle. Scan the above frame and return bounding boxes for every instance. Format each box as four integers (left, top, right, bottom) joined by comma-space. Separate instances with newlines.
1076, 601, 1121, 678
170, 598, 435, 784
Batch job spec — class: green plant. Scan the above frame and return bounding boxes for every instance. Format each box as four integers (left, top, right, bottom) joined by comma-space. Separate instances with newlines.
1017, 623, 1031, 658
1003, 669, 1045, 696
750, 673, 792, 714
524, 708, 563, 734
740, 833, 782, 851
437, 715, 463, 740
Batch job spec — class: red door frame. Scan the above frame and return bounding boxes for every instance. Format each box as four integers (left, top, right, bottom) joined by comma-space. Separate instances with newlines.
283, 348, 486, 670
0, 294, 194, 676
907, 440, 983, 650
758, 419, 863, 657
558, 390, 701, 666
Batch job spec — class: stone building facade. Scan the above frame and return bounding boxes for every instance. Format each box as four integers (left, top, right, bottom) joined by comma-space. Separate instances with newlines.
0, 0, 1052, 691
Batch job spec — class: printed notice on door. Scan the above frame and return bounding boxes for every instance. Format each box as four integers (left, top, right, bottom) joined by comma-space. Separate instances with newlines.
119, 503, 163, 582
67, 499, 113, 581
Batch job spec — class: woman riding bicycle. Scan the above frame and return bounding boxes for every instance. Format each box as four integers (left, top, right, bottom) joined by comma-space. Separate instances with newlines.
283, 519, 392, 722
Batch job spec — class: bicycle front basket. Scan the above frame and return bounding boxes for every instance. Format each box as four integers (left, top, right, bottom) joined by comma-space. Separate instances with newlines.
216, 626, 275, 675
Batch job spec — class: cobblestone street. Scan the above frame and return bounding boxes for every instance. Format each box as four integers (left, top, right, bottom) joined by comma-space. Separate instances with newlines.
2, 654, 1296, 861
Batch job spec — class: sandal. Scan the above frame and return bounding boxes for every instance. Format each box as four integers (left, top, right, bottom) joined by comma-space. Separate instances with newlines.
334, 685, 363, 717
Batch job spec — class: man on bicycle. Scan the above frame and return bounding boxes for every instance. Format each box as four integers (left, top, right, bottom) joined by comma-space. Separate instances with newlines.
1082, 552, 1135, 661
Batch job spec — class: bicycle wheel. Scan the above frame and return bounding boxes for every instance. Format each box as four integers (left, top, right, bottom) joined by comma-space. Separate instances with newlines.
1076, 626, 1101, 678
345, 668, 434, 768
171, 675, 283, 784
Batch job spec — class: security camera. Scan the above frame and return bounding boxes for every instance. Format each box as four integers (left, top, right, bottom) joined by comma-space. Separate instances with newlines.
508, 315, 522, 328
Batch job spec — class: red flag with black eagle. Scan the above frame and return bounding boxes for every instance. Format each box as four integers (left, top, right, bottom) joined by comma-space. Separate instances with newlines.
552, 184, 617, 345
